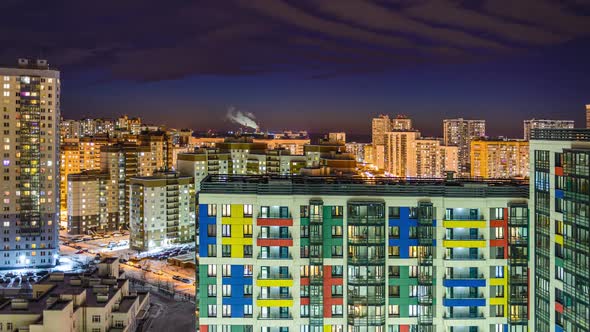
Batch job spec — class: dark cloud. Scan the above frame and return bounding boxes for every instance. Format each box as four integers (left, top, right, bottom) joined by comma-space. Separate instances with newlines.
0, 0, 588, 81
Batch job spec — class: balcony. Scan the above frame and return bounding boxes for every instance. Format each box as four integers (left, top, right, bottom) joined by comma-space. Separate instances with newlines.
348, 295, 386, 305
347, 256, 386, 265
256, 273, 294, 287
348, 275, 386, 284
257, 273, 292, 280
347, 316, 386, 326
443, 220, 486, 228
257, 294, 293, 300
442, 296, 485, 307
443, 312, 485, 319
257, 313, 293, 320
256, 236, 293, 247
256, 215, 293, 226
443, 237, 486, 248
256, 296, 294, 307
442, 274, 485, 287
348, 235, 386, 245
257, 253, 292, 260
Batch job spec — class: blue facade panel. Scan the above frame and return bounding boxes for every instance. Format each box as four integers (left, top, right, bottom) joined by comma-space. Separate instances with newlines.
199, 204, 216, 258
442, 298, 486, 307
442, 279, 486, 288
555, 325, 563, 332
389, 207, 418, 258
555, 189, 565, 199
389, 208, 436, 257
222, 265, 253, 318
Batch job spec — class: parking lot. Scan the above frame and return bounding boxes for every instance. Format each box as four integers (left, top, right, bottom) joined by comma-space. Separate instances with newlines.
59, 231, 196, 296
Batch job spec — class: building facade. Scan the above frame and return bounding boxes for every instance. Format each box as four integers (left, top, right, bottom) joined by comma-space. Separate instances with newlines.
414, 139, 458, 178
198, 175, 530, 332
523, 120, 574, 141
129, 172, 195, 251
529, 129, 590, 332
67, 171, 111, 235
470, 140, 529, 179
443, 119, 486, 176
0, 59, 60, 268
100, 143, 154, 230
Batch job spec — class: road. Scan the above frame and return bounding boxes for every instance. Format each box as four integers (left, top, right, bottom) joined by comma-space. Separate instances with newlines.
140, 291, 195, 332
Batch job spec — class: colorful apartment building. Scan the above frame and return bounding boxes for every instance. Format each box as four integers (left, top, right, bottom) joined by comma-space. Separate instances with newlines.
197, 175, 530, 332
529, 129, 590, 332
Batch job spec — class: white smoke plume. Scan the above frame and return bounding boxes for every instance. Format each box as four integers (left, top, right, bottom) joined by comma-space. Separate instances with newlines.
226, 106, 259, 130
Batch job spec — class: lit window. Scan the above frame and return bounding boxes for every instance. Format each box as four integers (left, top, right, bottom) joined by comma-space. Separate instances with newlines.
2, 84, 9, 89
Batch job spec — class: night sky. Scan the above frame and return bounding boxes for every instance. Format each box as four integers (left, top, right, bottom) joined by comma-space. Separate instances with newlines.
1, 0, 590, 137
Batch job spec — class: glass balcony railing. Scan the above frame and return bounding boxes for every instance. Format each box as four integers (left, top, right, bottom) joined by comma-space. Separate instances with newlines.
257, 253, 293, 260
443, 312, 485, 319
443, 254, 485, 261
444, 214, 485, 220
257, 273, 292, 280
258, 313, 293, 320
443, 293, 485, 299
257, 294, 293, 300
444, 235, 485, 240
444, 273, 484, 279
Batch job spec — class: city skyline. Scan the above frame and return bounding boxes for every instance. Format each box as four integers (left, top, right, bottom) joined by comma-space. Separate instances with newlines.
1, 1, 589, 136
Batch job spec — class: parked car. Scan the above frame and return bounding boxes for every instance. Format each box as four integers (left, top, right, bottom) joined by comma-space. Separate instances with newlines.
153, 270, 163, 276
75, 250, 84, 254
74, 245, 82, 250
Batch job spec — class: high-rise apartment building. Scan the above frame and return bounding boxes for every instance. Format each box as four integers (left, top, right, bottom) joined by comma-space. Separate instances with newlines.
197, 175, 530, 332
67, 171, 110, 235
328, 133, 346, 145
523, 119, 574, 141
116, 115, 141, 135
129, 172, 195, 251
372, 115, 414, 170
391, 115, 413, 131
345, 143, 370, 163
414, 139, 459, 178
0, 59, 60, 268
586, 105, 590, 129
60, 144, 81, 224
470, 139, 529, 179
529, 128, 590, 332
383, 132, 458, 178
372, 115, 390, 169
384, 131, 420, 177
443, 119, 486, 176
100, 143, 154, 230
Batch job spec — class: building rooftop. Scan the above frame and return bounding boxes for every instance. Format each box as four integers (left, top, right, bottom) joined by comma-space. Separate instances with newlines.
0, 258, 135, 316
200, 175, 529, 198
531, 128, 590, 141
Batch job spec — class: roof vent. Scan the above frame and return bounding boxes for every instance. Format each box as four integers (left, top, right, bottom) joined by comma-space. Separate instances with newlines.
11, 298, 28, 310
